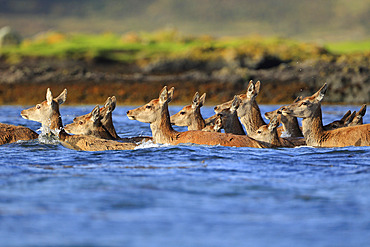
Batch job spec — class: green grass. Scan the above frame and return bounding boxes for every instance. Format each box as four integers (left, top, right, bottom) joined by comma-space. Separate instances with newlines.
325, 40, 370, 54
1, 30, 369, 64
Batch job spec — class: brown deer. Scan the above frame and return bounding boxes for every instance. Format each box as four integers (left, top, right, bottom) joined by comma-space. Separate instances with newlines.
323, 110, 353, 130
66, 96, 152, 143
282, 84, 370, 147
0, 123, 38, 145
250, 116, 296, 148
214, 95, 246, 135
347, 104, 366, 127
214, 80, 266, 136
201, 114, 222, 132
72, 96, 119, 139
170, 92, 206, 130
64, 105, 115, 139
126, 86, 267, 148
21, 88, 137, 151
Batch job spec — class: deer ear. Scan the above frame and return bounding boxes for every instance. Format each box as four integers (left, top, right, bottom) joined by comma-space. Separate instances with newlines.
55, 89, 67, 105
199, 93, 206, 107
231, 95, 240, 110
268, 115, 279, 131
110, 96, 117, 111
314, 83, 328, 102
91, 105, 100, 122
46, 88, 53, 105
293, 96, 303, 103
358, 104, 366, 117
167, 87, 175, 103
344, 111, 356, 125
255, 81, 261, 95
159, 86, 168, 104
340, 110, 351, 122
192, 92, 200, 108
246, 80, 254, 95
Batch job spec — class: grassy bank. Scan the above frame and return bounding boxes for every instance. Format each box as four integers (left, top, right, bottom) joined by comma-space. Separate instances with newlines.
2, 30, 369, 64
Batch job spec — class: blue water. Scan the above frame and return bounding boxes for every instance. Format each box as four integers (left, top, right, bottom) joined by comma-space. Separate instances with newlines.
0, 105, 369, 247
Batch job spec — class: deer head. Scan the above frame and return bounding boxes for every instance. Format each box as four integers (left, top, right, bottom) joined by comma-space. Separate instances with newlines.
282, 83, 328, 118
21, 88, 67, 129
170, 92, 206, 129
127, 86, 175, 123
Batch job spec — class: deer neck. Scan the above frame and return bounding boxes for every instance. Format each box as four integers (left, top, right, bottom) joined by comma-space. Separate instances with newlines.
102, 114, 119, 139
188, 108, 205, 130
281, 115, 303, 137
240, 100, 266, 135
48, 109, 64, 131
301, 106, 325, 146
150, 104, 178, 144
225, 113, 245, 135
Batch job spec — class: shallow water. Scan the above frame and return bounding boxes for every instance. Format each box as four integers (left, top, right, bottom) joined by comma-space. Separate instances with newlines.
0, 105, 369, 247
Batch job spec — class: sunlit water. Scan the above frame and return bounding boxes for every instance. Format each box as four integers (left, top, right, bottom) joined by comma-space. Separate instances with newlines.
0, 105, 369, 247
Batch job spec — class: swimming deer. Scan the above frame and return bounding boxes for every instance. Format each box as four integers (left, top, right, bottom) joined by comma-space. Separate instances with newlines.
201, 114, 222, 132
214, 95, 246, 135
170, 92, 206, 130
72, 96, 119, 139
64, 105, 115, 139
282, 84, 370, 147
214, 80, 266, 136
250, 116, 296, 148
66, 96, 152, 143
21, 88, 137, 151
323, 110, 353, 130
264, 97, 304, 137
347, 104, 366, 127
0, 123, 38, 145
126, 86, 267, 148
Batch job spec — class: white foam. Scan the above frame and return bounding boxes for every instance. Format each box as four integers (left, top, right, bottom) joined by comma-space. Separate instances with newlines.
134, 139, 170, 149
280, 131, 292, 138
37, 126, 61, 145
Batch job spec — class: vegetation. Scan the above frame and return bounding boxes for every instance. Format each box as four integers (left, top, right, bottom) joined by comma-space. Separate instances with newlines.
2, 30, 369, 65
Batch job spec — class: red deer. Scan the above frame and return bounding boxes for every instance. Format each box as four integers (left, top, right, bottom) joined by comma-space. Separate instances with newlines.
214, 95, 245, 135
282, 84, 370, 147
127, 86, 267, 148
66, 96, 152, 143
170, 92, 206, 130
0, 123, 38, 145
21, 88, 137, 151
250, 116, 296, 148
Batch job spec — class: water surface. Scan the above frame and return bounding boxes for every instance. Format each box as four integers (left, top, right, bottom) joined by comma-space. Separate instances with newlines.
0, 105, 369, 247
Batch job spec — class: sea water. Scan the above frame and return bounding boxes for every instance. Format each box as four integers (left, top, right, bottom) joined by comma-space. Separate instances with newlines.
0, 105, 369, 247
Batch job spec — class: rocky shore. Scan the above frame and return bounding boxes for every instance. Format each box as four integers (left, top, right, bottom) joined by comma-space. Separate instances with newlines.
0, 53, 369, 105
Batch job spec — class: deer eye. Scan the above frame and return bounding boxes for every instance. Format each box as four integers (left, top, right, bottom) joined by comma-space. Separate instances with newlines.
301, 102, 307, 106
180, 112, 185, 115
257, 130, 262, 134
79, 121, 84, 125
146, 105, 151, 109
36, 104, 41, 109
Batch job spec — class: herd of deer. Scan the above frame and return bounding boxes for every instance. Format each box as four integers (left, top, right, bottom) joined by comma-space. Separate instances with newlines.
0, 80, 368, 151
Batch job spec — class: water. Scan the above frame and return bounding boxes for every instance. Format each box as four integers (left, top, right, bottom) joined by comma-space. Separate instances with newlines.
0, 105, 369, 247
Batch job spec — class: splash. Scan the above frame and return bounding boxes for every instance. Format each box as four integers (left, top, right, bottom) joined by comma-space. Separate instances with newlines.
280, 131, 292, 138
134, 139, 170, 149
36, 126, 61, 145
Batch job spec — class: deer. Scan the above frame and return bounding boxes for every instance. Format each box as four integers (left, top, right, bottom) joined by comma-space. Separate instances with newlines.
347, 104, 366, 127
64, 105, 115, 139
126, 86, 267, 148
201, 114, 222, 132
65, 96, 152, 143
214, 95, 246, 135
249, 115, 296, 148
21, 88, 138, 151
282, 84, 370, 147
213, 80, 266, 136
264, 97, 304, 138
0, 123, 38, 145
170, 92, 206, 130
